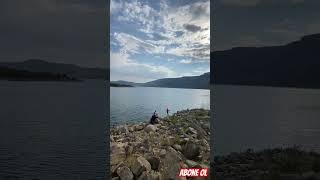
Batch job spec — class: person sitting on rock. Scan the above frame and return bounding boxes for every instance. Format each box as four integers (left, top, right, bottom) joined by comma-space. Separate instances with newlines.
150, 110, 159, 124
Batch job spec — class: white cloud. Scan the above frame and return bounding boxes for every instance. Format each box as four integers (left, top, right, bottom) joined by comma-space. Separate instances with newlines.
112, 0, 210, 61
181, 67, 210, 77
110, 51, 176, 83
110, 0, 210, 81
179, 59, 192, 64
112, 0, 159, 35
114, 32, 165, 54
158, 0, 210, 60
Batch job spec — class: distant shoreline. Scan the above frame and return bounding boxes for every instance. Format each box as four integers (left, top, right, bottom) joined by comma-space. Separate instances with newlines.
111, 86, 210, 90
110, 82, 133, 87
0, 66, 82, 82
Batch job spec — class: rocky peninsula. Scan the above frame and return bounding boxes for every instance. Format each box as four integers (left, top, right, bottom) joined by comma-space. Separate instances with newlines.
214, 147, 320, 180
110, 109, 210, 180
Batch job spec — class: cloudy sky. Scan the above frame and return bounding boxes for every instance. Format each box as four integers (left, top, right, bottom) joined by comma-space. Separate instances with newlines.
110, 0, 210, 83
0, 0, 106, 68
214, 0, 320, 51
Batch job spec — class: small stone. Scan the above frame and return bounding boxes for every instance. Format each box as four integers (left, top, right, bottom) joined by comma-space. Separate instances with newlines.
173, 144, 182, 152
117, 166, 134, 180
181, 138, 190, 144
152, 148, 160, 155
186, 127, 197, 134
128, 126, 134, 132
167, 136, 176, 146
135, 125, 144, 131
159, 149, 166, 157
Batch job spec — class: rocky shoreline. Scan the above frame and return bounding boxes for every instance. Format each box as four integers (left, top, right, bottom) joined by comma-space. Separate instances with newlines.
214, 147, 320, 180
110, 109, 210, 180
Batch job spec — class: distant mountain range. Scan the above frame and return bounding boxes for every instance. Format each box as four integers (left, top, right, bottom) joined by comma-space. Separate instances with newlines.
111, 72, 210, 89
0, 66, 80, 81
0, 59, 108, 80
212, 33, 320, 88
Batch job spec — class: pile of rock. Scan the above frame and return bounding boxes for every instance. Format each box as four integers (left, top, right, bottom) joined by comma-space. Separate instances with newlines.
110, 109, 210, 180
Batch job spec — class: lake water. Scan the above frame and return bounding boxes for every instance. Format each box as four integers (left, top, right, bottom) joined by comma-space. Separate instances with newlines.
110, 87, 210, 126
213, 85, 320, 155
0, 80, 107, 179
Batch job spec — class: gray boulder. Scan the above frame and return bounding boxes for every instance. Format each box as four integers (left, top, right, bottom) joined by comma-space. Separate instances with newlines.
144, 124, 157, 133
117, 166, 134, 180
130, 156, 152, 176
135, 125, 144, 131
165, 146, 184, 163
182, 141, 200, 160
160, 147, 185, 179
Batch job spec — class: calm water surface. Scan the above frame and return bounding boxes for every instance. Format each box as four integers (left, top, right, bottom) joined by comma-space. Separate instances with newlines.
213, 85, 320, 155
0, 80, 107, 179
110, 87, 210, 126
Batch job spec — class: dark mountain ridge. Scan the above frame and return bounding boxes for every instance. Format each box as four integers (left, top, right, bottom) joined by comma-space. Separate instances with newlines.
0, 59, 108, 80
0, 66, 80, 81
212, 33, 320, 88
111, 72, 210, 89
143, 72, 210, 89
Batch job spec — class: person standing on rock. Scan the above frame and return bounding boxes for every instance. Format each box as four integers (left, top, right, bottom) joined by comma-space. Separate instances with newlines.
166, 108, 170, 115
